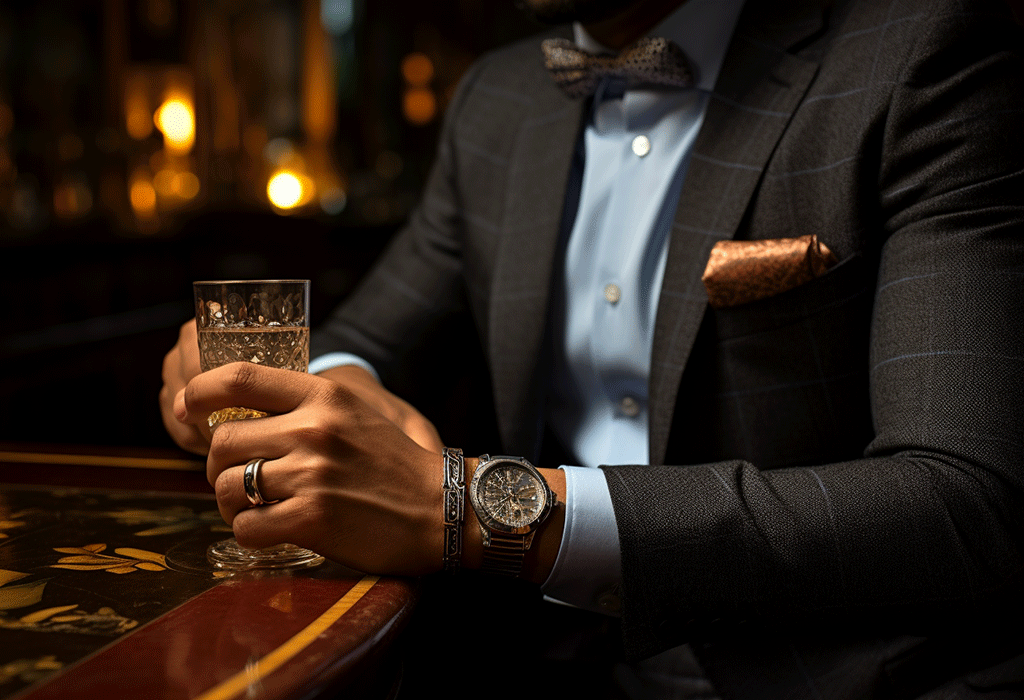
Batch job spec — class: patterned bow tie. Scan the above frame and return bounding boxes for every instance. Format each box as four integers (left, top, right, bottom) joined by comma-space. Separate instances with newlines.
541, 36, 694, 99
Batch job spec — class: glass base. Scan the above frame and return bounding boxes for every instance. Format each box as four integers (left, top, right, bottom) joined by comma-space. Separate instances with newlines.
206, 538, 325, 571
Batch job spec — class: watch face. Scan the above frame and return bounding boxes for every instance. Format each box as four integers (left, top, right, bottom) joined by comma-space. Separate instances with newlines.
479, 463, 548, 528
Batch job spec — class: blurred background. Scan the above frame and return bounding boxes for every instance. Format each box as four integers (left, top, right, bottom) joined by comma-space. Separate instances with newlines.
0, 0, 1022, 452
0, 0, 541, 451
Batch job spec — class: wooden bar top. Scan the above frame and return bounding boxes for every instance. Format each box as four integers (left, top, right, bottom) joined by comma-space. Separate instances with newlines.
0, 444, 418, 700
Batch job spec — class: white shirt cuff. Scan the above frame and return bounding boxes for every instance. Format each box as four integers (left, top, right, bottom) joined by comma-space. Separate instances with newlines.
308, 352, 381, 382
540, 465, 622, 615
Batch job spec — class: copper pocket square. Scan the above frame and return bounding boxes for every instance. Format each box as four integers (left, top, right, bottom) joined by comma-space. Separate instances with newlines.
702, 235, 838, 309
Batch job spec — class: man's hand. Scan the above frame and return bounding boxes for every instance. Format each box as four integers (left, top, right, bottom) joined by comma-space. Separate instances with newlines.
175, 363, 444, 576
160, 320, 211, 455
316, 365, 444, 453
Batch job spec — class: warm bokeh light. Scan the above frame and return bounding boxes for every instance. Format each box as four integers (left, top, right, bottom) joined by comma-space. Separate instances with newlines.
153, 169, 174, 196
154, 168, 200, 200
53, 179, 93, 219
403, 87, 437, 125
125, 85, 153, 140
130, 177, 157, 218
173, 171, 200, 199
302, 0, 335, 145
154, 98, 195, 153
267, 170, 312, 210
401, 52, 434, 87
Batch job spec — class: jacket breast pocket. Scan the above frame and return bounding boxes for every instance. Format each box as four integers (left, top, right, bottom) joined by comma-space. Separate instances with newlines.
702, 254, 877, 468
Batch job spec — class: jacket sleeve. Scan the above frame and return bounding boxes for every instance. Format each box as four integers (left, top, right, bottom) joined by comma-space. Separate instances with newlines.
309, 60, 489, 387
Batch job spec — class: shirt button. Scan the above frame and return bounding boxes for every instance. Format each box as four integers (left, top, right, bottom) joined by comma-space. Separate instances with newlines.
632, 135, 651, 157
619, 396, 640, 417
603, 283, 621, 304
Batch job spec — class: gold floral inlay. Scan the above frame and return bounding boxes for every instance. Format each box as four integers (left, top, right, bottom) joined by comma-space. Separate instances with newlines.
0, 519, 26, 539
51, 543, 168, 574
0, 569, 46, 611
0, 655, 63, 686
0, 604, 138, 636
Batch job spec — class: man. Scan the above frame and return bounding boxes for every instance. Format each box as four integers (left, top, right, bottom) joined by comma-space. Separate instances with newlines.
161, 0, 1024, 696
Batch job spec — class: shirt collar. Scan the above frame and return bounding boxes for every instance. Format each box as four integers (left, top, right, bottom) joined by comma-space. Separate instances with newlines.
573, 0, 747, 91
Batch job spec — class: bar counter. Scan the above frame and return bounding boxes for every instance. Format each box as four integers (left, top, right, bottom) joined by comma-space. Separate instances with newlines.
0, 443, 418, 700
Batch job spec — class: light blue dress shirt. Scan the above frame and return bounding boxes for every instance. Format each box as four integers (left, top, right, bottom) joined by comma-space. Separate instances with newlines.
310, 0, 746, 613
541, 0, 745, 613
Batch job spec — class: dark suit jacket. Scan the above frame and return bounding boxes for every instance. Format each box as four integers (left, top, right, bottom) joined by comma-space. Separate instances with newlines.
314, 0, 1024, 695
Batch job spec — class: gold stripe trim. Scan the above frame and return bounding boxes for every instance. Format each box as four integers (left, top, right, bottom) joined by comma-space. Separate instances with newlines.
195, 575, 380, 700
0, 451, 204, 471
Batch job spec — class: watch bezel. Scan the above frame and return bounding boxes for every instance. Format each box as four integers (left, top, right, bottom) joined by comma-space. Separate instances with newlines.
468, 456, 555, 537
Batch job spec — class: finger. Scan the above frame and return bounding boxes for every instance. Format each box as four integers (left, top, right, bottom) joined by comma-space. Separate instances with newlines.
160, 408, 208, 455
213, 458, 291, 526
178, 321, 201, 378
178, 318, 197, 344
180, 363, 327, 422
160, 381, 208, 455
214, 464, 248, 525
163, 320, 199, 391
161, 346, 178, 387
231, 498, 314, 552
174, 385, 216, 456
205, 415, 294, 485
173, 388, 188, 423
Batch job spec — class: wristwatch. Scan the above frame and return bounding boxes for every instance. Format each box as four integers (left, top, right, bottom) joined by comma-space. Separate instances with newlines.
468, 454, 557, 577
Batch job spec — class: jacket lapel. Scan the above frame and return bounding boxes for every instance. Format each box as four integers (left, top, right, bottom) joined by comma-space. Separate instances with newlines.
489, 76, 585, 458
648, 3, 827, 465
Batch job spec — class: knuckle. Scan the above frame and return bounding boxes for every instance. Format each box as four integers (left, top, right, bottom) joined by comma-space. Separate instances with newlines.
378, 402, 402, 425
285, 461, 318, 493
213, 472, 242, 522
214, 469, 236, 499
291, 454, 332, 490
225, 362, 262, 393
232, 518, 258, 548
215, 483, 235, 511
291, 424, 334, 452
182, 379, 203, 413
407, 414, 431, 433
300, 493, 332, 530
207, 429, 232, 461
161, 351, 174, 379
319, 380, 357, 409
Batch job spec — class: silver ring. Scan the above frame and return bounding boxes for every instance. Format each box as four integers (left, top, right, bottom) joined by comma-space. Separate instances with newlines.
243, 458, 279, 506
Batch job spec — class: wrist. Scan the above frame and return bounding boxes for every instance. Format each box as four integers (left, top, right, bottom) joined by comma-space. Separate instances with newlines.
461, 458, 484, 570
459, 457, 566, 585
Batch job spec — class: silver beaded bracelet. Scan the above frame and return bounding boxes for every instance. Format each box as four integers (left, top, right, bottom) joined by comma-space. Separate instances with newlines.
441, 446, 465, 572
